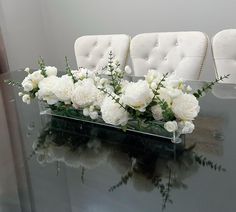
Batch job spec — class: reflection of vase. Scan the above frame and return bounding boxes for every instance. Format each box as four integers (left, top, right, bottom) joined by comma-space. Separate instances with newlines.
39, 101, 185, 144
0, 27, 9, 73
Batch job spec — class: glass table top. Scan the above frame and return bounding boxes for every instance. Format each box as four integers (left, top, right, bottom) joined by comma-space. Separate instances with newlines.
0, 71, 236, 212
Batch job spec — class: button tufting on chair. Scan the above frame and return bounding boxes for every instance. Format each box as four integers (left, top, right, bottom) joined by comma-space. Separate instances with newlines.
74, 34, 130, 71
212, 29, 236, 83
130, 31, 208, 80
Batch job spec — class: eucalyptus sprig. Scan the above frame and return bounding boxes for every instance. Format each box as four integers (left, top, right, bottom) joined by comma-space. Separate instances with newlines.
103, 51, 124, 95
4, 79, 22, 88
193, 74, 230, 98
38, 56, 47, 77
98, 87, 126, 110
194, 153, 226, 172
65, 56, 77, 83
108, 170, 133, 192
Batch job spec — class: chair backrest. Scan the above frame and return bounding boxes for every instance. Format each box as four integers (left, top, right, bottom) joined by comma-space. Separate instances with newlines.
130, 31, 208, 80
212, 29, 236, 83
74, 34, 130, 71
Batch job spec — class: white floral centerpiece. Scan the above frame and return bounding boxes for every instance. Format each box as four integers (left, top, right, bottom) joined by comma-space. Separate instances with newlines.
6, 52, 229, 143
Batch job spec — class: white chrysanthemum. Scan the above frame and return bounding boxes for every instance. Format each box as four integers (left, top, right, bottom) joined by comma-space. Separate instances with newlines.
178, 121, 195, 134
37, 76, 59, 105
151, 104, 163, 120
122, 80, 154, 112
172, 94, 200, 121
164, 121, 178, 132
71, 78, 99, 108
22, 70, 44, 92
54, 75, 74, 104
101, 95, 129, 126
45, 66, 57, 76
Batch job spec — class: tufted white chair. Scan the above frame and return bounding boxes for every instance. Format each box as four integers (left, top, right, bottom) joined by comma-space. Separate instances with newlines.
130, 32, 208, 80
74, 34, 130, 71
212, 29, 236, 83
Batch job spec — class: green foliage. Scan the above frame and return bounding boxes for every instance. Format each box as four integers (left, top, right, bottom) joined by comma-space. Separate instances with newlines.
65, 56, 77, 83
193, 74, 230, 99
38, 57, 47, 77
194, 153, 226, 172
108, 170, 133, 192
102, 51, 124, 95
4, 79, 22, 88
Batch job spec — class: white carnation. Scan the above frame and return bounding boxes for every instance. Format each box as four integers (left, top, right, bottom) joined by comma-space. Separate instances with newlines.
54, 75, 74, 104
101, 95, 129, 126
37, 76, 59, 105
151, 104, 163, 120
71, 78, 98, 108
122, 80, 154, 112
164, 121, 178, 132
45, 66, 57, 76
172, 94, 200, 121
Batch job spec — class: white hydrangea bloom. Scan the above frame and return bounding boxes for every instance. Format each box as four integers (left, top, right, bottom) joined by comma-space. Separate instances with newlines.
71, 78, 99, 108
122, 80, 154, 112
45, 66, 57, 76
172, 94, 200, 121
37, 76, 59, 105
101, 95, 129, 126
54, 75, 74, 104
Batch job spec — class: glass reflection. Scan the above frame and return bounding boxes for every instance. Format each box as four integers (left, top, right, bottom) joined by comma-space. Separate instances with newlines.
30, 115, 225, 211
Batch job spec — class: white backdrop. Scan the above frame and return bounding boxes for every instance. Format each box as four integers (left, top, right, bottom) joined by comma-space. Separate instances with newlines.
1, 0, 236, 80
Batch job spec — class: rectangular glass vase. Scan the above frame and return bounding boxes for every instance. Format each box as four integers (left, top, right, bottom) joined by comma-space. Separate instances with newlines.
39, 101, 185, 144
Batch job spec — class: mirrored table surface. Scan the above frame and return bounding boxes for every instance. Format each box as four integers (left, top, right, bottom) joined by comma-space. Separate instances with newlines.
0, 71, 236, 212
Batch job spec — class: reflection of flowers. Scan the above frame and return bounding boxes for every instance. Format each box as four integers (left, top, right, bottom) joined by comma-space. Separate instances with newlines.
32, 117, 226, 211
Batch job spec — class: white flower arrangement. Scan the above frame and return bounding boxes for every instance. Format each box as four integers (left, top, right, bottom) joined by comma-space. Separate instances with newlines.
6, 52, 229, 142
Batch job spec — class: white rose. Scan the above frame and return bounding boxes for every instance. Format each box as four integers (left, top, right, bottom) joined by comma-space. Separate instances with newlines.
37, 76, 59, 105
22, 94, 31, 104
172, 94, 200, 121
71, 78, 98, 108
101, 95, 129, 126
90, 111, 98, 120
54, 75, 74, 104
122, 80, 154, 112
22, 78, 34, 92
164, 121, 178, 132
22, 70, 44, 92
151, 104, 163, 120
45, 66, 57, 76
179, 121, 195, 134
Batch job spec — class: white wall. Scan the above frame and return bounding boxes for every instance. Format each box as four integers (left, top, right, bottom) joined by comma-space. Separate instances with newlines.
1, 0, 236, 80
